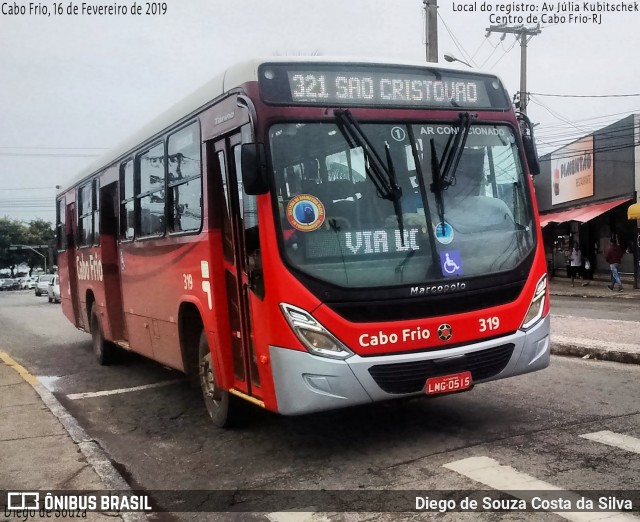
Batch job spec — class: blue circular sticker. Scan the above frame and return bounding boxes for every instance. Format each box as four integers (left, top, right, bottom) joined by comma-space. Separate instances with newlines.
434, 222, 454, 245
286, 194, 326, 232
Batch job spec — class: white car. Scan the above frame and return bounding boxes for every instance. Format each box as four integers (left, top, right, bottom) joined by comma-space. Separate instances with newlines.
35, 274, 55, 296
18, 277, 35, 289
47, 275, 61, 303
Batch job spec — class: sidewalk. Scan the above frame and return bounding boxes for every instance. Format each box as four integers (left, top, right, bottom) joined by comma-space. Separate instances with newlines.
548, 275, 640, 364
0, 352, 134, 521
548, 273, 640, 299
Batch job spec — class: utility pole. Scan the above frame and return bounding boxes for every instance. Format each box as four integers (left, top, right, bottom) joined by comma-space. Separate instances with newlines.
424, 0, 438, 63
485, 24, 541, 114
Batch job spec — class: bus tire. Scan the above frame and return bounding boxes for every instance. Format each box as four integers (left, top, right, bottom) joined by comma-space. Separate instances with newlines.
91, 306, 114, 365
198, 331, 233, 428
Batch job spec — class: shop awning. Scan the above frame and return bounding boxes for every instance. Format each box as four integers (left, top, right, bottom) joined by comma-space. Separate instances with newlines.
628, 202, 640, 220
540, 197, 631, 228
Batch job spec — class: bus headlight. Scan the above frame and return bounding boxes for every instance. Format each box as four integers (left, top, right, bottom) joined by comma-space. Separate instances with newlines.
280, 303, 354, 360
520, 274, 548, 330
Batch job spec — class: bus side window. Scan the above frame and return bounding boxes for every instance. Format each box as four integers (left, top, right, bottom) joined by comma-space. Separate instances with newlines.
120, 160, 135, 240
77, 182, 92, 247
168, 122, 202, 233
56, 197, 66, 251
137, 143, 166, 238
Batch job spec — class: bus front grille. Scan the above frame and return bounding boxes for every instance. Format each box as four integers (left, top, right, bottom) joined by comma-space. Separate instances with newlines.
367, 343, 515, 394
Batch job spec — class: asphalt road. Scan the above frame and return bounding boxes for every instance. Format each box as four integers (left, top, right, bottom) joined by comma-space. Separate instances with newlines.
1, 291, 639, 521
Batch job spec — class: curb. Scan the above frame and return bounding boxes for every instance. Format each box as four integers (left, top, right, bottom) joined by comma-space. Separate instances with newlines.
551, 342, 640, 365
0, 351, 145, 522
549, 290, 640, 300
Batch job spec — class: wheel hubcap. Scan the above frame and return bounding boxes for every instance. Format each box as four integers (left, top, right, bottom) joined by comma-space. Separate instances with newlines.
199, 353, 222, 406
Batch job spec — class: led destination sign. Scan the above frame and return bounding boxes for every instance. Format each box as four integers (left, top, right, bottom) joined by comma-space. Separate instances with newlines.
260, 63, 510, 109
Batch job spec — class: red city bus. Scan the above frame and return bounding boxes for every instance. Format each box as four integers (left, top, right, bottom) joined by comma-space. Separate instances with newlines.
56, 58, 550, 427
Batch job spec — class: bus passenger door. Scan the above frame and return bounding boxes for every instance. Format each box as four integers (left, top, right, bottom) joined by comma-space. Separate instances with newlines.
211, 134, 262, 399
66, 202, 82, 327
99, 182, 127, 342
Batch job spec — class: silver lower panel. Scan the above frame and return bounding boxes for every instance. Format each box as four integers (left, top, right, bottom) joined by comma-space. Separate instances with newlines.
269, 315, 550, 415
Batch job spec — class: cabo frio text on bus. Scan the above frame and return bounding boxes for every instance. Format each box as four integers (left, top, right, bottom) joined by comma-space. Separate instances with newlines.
76, 253, 103, 282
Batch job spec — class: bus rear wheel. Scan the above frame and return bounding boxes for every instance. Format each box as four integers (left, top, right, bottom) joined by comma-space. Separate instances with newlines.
91, 306, 114, 365
198, 331, 232, 428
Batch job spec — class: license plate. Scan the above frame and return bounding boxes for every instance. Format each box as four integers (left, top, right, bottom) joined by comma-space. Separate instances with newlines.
425, 371, 472, 395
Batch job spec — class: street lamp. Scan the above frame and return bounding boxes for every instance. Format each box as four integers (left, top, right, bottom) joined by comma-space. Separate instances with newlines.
9, 244, 48, 273
443, 54, 473, 68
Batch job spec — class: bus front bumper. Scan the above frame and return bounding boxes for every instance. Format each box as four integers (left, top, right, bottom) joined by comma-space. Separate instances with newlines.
269, 315, 550, 416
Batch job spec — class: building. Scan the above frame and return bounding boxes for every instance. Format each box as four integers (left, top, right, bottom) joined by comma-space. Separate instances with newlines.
534, 114, 639, 286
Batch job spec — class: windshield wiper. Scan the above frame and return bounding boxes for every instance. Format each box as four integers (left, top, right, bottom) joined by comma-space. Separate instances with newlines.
334, 109, 405, 243
430, 112, 473, 225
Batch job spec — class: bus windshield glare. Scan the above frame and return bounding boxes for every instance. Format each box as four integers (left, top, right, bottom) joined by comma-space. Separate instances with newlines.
270, 121, 535, 288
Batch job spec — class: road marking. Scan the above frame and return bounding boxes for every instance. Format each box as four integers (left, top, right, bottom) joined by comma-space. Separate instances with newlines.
0, 351, 38, 385
580, 431, 640, 455
443, 456, 638, 521
38, 375, 61, 391
67, 379, 183, 400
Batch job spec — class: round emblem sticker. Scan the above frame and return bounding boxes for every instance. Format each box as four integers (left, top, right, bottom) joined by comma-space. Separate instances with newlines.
434, 222, 454, 245
286, 194, 326, 232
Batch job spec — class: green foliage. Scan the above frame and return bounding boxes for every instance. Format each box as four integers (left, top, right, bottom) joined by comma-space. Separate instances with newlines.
0, 217, 55, 275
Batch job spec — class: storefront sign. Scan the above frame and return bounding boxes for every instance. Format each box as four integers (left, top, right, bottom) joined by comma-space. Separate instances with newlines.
551, 135, 594, 205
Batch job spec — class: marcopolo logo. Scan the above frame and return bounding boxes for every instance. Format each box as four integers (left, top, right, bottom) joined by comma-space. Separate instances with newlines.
410, 282, 466, 296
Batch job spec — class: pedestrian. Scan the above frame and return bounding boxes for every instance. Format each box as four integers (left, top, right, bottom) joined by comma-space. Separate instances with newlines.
605, 238, 624, 292
569, 243, 588, 286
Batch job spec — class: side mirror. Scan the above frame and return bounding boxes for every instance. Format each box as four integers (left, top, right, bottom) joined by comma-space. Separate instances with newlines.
523, 135, 540, 176
517, 112, 540, 176
241, 143, 268, 195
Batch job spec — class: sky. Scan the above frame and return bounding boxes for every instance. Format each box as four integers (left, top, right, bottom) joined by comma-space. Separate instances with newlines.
1, 0, 639, 224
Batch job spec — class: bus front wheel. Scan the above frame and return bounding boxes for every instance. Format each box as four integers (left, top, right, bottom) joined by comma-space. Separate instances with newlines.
91, 306, 114, 365
198, 331, 232, 428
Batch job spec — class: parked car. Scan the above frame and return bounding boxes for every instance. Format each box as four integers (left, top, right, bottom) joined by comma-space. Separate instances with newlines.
18, 277, 31, 289
35, 274, 55, 296
0, 278, 19, 291
47, 275, 61, 303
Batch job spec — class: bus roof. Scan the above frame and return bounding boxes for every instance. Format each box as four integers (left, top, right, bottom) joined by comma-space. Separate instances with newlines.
58, 56, 501, 195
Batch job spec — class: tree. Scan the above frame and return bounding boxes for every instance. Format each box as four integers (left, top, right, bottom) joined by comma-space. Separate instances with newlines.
0, 218, 29, 276
25, 219, 56, 273
0, 217, 55, 276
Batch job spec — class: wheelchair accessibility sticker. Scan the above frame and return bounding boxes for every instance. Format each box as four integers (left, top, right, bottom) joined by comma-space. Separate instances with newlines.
286, 194, 326, 232
440, 250, 463, 276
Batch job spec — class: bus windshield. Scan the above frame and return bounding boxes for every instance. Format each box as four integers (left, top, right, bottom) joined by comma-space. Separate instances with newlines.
269, 121, 535, 288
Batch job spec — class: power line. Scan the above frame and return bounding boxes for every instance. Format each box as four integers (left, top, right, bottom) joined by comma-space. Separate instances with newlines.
437, 12, 475, 66
0, 152, 100, 158
0, 146, 108, 150
0, 187, 59, 191
530, 92, 640, 98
